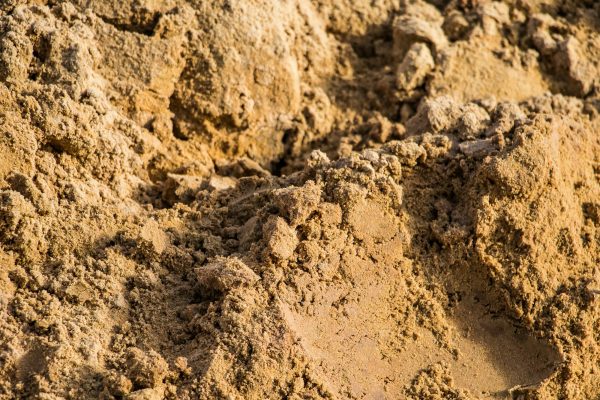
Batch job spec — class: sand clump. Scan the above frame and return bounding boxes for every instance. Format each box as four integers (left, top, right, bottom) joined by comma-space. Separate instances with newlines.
0, 0, 600, 399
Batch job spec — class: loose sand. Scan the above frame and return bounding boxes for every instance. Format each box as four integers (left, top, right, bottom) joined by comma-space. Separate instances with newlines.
0, 0, 599, 399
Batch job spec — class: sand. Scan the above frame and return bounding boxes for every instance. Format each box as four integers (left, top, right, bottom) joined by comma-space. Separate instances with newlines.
0, 0, 599, 399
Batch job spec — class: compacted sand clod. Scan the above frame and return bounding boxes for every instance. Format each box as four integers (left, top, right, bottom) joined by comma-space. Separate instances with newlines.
0, 1, 599, 399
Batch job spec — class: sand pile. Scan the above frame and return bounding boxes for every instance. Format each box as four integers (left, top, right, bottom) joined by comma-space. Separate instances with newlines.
0, 0, 599, 399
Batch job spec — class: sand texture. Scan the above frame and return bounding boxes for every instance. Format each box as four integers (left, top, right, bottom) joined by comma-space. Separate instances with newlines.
0, 0, 599, 399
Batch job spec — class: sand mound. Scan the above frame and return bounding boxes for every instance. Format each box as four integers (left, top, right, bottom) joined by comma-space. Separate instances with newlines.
0, 1, 599, 399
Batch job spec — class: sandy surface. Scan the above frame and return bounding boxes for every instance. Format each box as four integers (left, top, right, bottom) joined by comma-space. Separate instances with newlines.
0, 0, 599, 399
